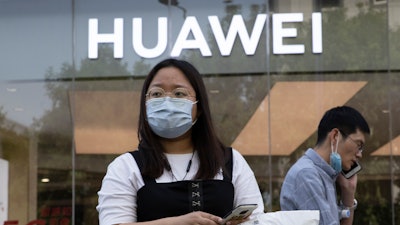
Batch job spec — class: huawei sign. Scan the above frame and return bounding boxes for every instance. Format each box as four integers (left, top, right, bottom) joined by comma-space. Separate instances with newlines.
88, 13, 322, 59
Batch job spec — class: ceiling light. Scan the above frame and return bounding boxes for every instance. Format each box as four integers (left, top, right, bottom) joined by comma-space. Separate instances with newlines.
41, 178, 50, 183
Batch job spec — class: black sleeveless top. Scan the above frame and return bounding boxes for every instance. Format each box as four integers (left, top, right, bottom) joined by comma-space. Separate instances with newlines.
130, 149, 235, 222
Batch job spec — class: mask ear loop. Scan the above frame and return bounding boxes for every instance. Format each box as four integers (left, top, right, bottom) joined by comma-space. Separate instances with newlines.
191, 100, 199, 126
330, 132, 342, 173
334, 134, 340, 153
330, 131, 341, 153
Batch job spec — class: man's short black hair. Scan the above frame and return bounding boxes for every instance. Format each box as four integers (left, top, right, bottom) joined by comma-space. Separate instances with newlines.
316, 106, 370, 145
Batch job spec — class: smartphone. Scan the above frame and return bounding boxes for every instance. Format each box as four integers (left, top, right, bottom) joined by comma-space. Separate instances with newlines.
341, 161, 362, 179
221, 204, 257, 224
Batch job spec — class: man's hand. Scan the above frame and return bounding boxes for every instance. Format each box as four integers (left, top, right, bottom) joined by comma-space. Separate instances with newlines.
337, 173, 357, 207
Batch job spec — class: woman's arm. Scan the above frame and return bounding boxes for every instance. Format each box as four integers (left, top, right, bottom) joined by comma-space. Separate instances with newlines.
97, 153, 142, 225
231, 149, 265, 216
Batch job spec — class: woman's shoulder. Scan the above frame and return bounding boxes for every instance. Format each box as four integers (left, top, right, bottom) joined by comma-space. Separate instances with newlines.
230, 147, 251, 169
113, 151, 136, 162
230, 148, 245, 160
107, 151, 139, 173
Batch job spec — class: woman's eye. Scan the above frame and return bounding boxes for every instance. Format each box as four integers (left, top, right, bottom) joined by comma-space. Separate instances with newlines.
153, 92, 164, 97
174, 91, 186, 97
148, 89, 165, 98
173, 88, 190, 98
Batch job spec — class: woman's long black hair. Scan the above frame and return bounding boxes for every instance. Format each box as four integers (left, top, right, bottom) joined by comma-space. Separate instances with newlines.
137, 58, 227, 179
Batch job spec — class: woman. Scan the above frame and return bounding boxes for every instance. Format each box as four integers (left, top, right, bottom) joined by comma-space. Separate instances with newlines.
97, 58, 264, 225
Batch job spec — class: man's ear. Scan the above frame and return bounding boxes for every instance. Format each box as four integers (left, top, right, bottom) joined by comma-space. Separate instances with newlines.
329, 128, 340, 144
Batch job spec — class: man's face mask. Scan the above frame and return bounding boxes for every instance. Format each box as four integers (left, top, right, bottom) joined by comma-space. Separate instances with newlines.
330, 134, 342, 173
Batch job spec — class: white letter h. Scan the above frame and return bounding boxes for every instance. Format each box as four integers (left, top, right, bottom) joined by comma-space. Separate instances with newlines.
88, 18, 124, 59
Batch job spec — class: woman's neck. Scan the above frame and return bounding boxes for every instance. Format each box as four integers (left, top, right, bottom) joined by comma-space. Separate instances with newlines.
160, 135, 194, 154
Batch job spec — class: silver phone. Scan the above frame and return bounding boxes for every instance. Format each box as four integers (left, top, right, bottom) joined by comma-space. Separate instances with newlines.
341, 161, 362, 179
221, 204, 257, 224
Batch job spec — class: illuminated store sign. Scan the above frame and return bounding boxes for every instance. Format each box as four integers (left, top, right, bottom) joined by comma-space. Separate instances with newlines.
88, 13, 322, 59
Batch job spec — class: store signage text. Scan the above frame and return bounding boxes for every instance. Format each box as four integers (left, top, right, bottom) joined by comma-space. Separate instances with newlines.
88, 13, 322, 59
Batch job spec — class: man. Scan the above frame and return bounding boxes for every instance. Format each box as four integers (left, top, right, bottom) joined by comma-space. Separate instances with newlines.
280, 106, 370, 225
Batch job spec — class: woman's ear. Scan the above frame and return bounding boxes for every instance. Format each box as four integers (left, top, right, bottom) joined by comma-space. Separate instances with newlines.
196, 108, 202, 119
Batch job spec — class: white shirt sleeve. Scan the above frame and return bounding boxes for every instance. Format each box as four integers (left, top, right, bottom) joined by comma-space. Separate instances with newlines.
96, 153, 144, 225
231, 149, 265, 217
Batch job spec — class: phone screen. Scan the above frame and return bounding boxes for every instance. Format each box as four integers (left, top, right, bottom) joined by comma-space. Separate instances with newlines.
341, 161, 362, 179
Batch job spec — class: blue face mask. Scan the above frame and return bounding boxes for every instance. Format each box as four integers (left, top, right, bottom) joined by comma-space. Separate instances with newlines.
330, 135, 342, 173
146, 97, 197, 139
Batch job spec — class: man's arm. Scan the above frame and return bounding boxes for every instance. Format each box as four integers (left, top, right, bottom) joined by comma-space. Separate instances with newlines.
337, 174, 357, 225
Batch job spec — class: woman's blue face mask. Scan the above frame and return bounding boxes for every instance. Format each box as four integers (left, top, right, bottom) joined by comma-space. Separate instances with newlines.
146, 97, 197, 139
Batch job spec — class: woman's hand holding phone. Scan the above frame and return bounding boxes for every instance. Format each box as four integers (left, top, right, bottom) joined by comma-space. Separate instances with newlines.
220, 204, 257, 225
